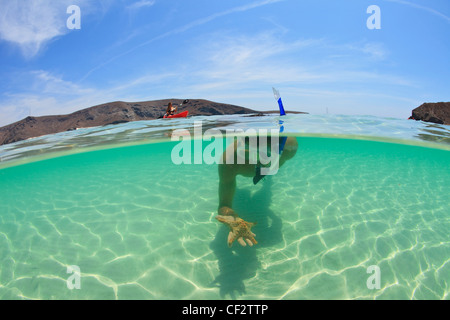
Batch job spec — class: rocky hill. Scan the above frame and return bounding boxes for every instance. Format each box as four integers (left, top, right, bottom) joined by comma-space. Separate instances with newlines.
0, 99, 259, 146
409, 102, 450, 125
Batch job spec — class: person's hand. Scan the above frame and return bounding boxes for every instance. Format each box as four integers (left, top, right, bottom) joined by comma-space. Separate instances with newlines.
215, 215, 257, 247
218, 206, 238, 218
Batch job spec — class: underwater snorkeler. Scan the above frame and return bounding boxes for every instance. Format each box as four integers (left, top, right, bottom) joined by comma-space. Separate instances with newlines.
216, 135, 298, 247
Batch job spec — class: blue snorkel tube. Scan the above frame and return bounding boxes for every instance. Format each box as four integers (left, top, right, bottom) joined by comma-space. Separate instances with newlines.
274, 87, 286, 116
273, 87, 288, 154
253, 87, 288, 185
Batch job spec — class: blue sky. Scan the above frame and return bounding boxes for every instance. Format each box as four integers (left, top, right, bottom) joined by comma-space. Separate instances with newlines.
0, 0, 449, 126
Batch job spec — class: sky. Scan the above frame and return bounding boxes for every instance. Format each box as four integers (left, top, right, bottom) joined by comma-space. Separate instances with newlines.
0, 0, 449, 126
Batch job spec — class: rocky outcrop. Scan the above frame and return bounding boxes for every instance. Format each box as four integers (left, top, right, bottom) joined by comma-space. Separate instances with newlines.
409, 102, 450, 125
0, 99, 259, 146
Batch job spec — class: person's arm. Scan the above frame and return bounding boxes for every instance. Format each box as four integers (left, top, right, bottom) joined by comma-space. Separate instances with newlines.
217, 161, 259, 247
217, 140, 239, 217
218, 163, 238, 217
164, 105, 171, 116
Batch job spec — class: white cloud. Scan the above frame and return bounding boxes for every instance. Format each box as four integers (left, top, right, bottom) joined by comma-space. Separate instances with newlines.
31, 70, 95, 96
0, 0, 88, 58
190, 32, 324, 86
80, 0, 283, 81
185, 32, 408, 94
126, 0, 156, 10
0, 69, 180, 126
384, 0, 450, 24
160, 30, 420, 118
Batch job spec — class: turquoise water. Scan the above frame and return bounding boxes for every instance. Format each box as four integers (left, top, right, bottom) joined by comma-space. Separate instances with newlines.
0, 115, 449, 299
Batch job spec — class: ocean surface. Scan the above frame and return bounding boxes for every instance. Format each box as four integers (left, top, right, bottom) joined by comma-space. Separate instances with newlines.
0, 114, 449, 300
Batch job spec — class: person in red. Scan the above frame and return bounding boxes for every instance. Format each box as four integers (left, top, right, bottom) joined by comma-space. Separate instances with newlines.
164, 102, 177, 117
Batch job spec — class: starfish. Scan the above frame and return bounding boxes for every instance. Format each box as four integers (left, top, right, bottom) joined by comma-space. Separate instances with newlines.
215, 215, 257, 247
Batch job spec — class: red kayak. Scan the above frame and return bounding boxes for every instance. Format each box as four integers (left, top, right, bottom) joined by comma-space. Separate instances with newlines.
163, 111, 189, 119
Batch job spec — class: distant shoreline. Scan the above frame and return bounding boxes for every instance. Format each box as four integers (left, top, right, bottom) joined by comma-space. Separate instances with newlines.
2, 98, 447, 147
0, 99, 307, 146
